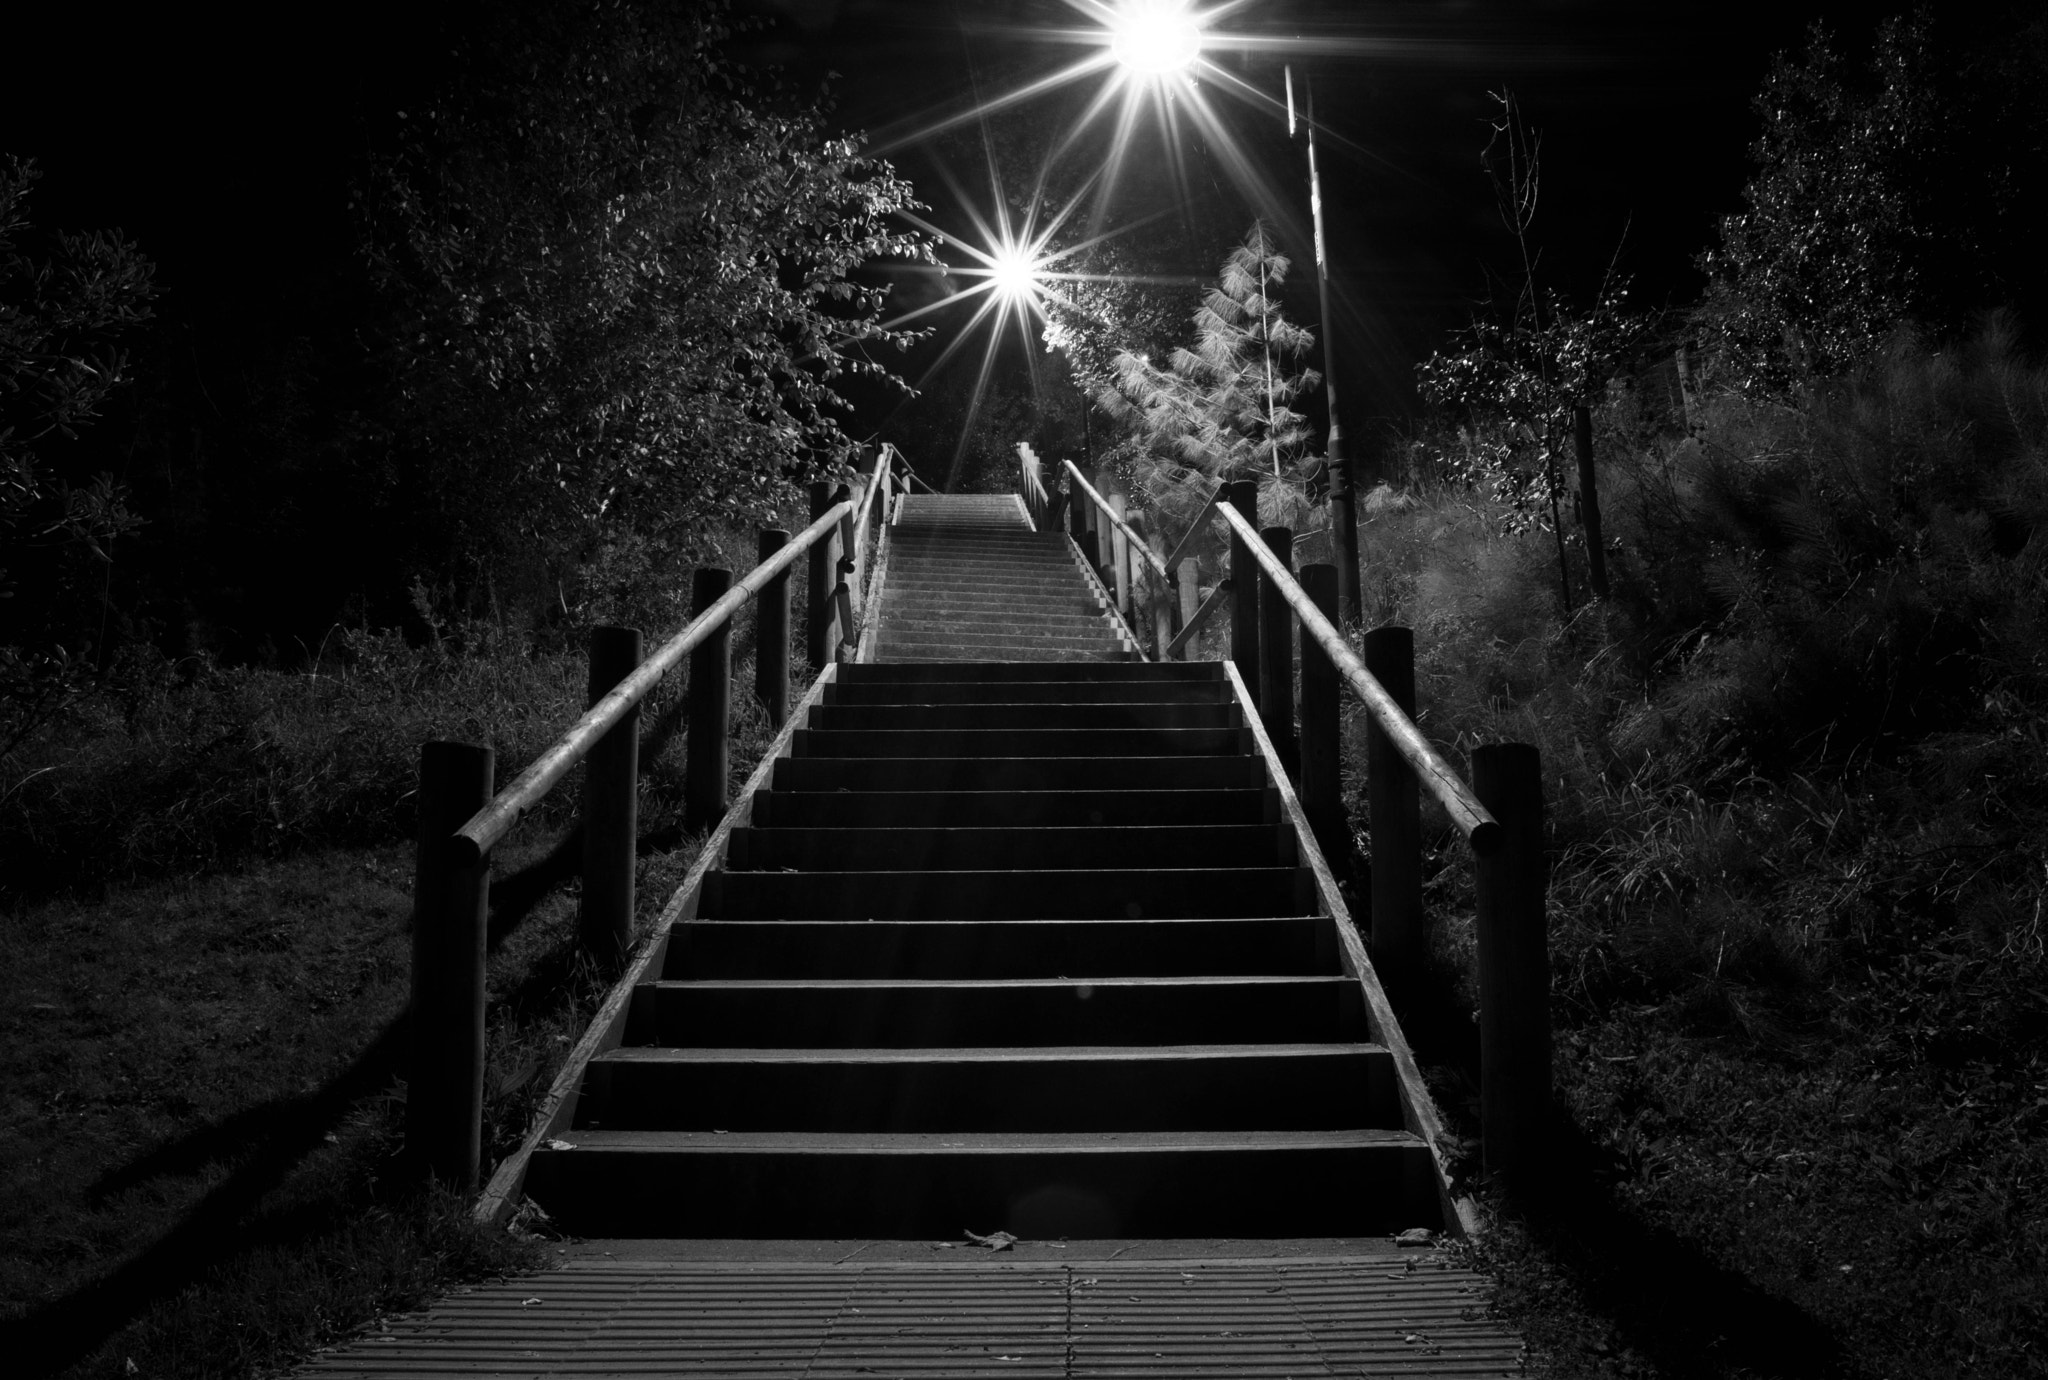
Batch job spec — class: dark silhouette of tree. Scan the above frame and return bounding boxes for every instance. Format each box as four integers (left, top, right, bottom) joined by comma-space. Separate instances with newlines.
359, 0, 931, 598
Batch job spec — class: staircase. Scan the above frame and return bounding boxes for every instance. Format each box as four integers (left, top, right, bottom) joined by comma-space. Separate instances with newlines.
868, 494, 1137, 662
520, 494, 1450, 1240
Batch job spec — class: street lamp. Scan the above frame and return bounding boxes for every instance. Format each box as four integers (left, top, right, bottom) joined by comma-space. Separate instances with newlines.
1103, 5, 1363, 625
1108, 2, 1204, 76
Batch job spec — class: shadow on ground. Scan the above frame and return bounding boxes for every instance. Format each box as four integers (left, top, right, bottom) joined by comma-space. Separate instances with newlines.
4, 828, 595, 1380
1385, 925, 1850, 1380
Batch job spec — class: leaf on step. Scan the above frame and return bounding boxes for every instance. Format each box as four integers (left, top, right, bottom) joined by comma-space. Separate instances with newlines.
964, 1228, 1019, 1251
1394, 1227, 1435, 1247
545, 1139, 575, 1151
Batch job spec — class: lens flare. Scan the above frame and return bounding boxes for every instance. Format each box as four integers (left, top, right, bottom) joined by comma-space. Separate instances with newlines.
989, 245, 1044, 301
1109, 2, 1203, 76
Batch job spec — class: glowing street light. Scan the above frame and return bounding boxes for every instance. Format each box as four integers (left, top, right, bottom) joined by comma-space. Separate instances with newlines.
1108, 2, 1204, 77
989, 244, 1046, 302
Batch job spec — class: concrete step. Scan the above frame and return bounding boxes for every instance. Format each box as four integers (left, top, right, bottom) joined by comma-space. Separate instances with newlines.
839, 662, 1220, 683
876, 646, 1132, 664
770, 755, 1263, 792
880, 614, 1118, 638
792, 727, 1248, 759
698, 864, 1313, 919
823, 679, 1231, 706
874, 627, 1128, 651
749, 786, 1272, 828
662, 916, 1332, 980
580, 1043, 1398, 1133
807, 703, 1238, 732
723, 823, 1290, 872
629, 975, 1365, 1047
523, 1127, 1439, 1238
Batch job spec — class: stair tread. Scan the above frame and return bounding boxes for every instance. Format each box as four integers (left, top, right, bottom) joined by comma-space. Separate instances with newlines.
648, 974, 1337, 990
540, 1127, 1422, 1152
598, 1042, 1381, 1063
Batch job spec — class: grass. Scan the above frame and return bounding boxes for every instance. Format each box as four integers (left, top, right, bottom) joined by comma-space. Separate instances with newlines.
0, 521, 807, 1379
1349, 324, 2048, 1378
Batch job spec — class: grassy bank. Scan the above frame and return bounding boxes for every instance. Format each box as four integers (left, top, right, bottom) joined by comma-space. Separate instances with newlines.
0, 528, 799, 1379
1357, 327, 2048, 1378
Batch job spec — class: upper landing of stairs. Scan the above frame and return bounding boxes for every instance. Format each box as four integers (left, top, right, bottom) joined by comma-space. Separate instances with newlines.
871, 494, 1136, 663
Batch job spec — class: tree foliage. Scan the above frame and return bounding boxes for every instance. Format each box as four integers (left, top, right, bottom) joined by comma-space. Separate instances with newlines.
360, 0, 932, 587
1093, 222, 1321, 525
1695, 14, 1942, 394
1416, 92, 1646, 550
0, 155, 156, 594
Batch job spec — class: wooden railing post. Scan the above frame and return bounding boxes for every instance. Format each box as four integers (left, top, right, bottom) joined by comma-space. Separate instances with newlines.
756, 528, 790, 728
1473, 742, 1551, 1193
1227, 480, 1261, 709
685, 568, 733, 831
1109, 493, 1133, 618
409, 740, 493, 1190
1258, 525, 1297, 772
1148, 532, 1173, 661
581, 626, 641, 968
1174, 561, 1201, 662
1298, 564, 1345, 864
806, 482, 835, 671
840, 479, 863, 620
1366, 627, 1423, 985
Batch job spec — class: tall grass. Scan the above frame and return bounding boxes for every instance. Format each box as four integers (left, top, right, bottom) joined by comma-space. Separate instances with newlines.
1364, 323, 2048, 1376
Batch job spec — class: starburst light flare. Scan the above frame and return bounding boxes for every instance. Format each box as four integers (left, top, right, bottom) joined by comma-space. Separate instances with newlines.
1108, 1, 1204, 76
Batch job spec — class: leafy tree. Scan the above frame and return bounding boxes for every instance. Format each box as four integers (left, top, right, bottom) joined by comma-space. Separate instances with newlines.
0, 155, 156, 601
1695, 14, 1942, 394
359, 0, 931, 601
0, 155, 156, 758
1416, 91, 1647, 607
1093, 222, 1321, 527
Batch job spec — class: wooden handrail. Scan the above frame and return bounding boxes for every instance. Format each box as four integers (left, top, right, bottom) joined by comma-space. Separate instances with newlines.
449, 495, 856, 867
1063, 460, 1169, 580
1213, 499, 1501, 854
1163, 578, 1230, 659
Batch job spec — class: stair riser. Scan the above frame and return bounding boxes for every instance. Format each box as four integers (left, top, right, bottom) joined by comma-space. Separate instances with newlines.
524, 1140, 1439, 1238
723, 824, 1289, 872
700, 866, 1314, 920
750, 787, 1273, 829
663, 917, 1331, 980
840, 662, 1221, 683
632, 980, 1366, 1047
807, 704, 1238, 732
881, 617, 1120, 638
823, 681, 1232, 706
793, 728, 1249, 759
584, 1051, 1398, 1133
770, 756, 1264, 791
877, 647, 1133, 664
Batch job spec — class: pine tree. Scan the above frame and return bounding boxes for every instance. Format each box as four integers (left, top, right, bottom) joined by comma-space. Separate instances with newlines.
1094, 222, 1321, 526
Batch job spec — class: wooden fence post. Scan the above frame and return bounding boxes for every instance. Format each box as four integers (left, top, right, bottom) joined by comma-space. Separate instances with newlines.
1258, 525, 1297, 773
408, 740, 493, 1191
1473, 741, 1551, 1193
1175, 560, 1201, 662
1109, 493, 1132, 618
1298, 564, 1345, 865
685, 568, 733, 831
807, 481, 835, 672
756, 528, 790, 729
581, 626, 641, 969
1227, 480, 1261, 710
840, 479, 864, 620
1366, 627, 1423, 985
1149, 532, 1173, 661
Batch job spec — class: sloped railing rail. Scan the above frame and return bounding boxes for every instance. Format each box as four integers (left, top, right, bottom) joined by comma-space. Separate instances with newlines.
406, 447, 904, 1190
1039, 462, 1553, 1189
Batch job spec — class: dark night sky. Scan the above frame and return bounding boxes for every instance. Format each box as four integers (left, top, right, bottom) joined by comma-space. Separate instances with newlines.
1, 0, 1978, 433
